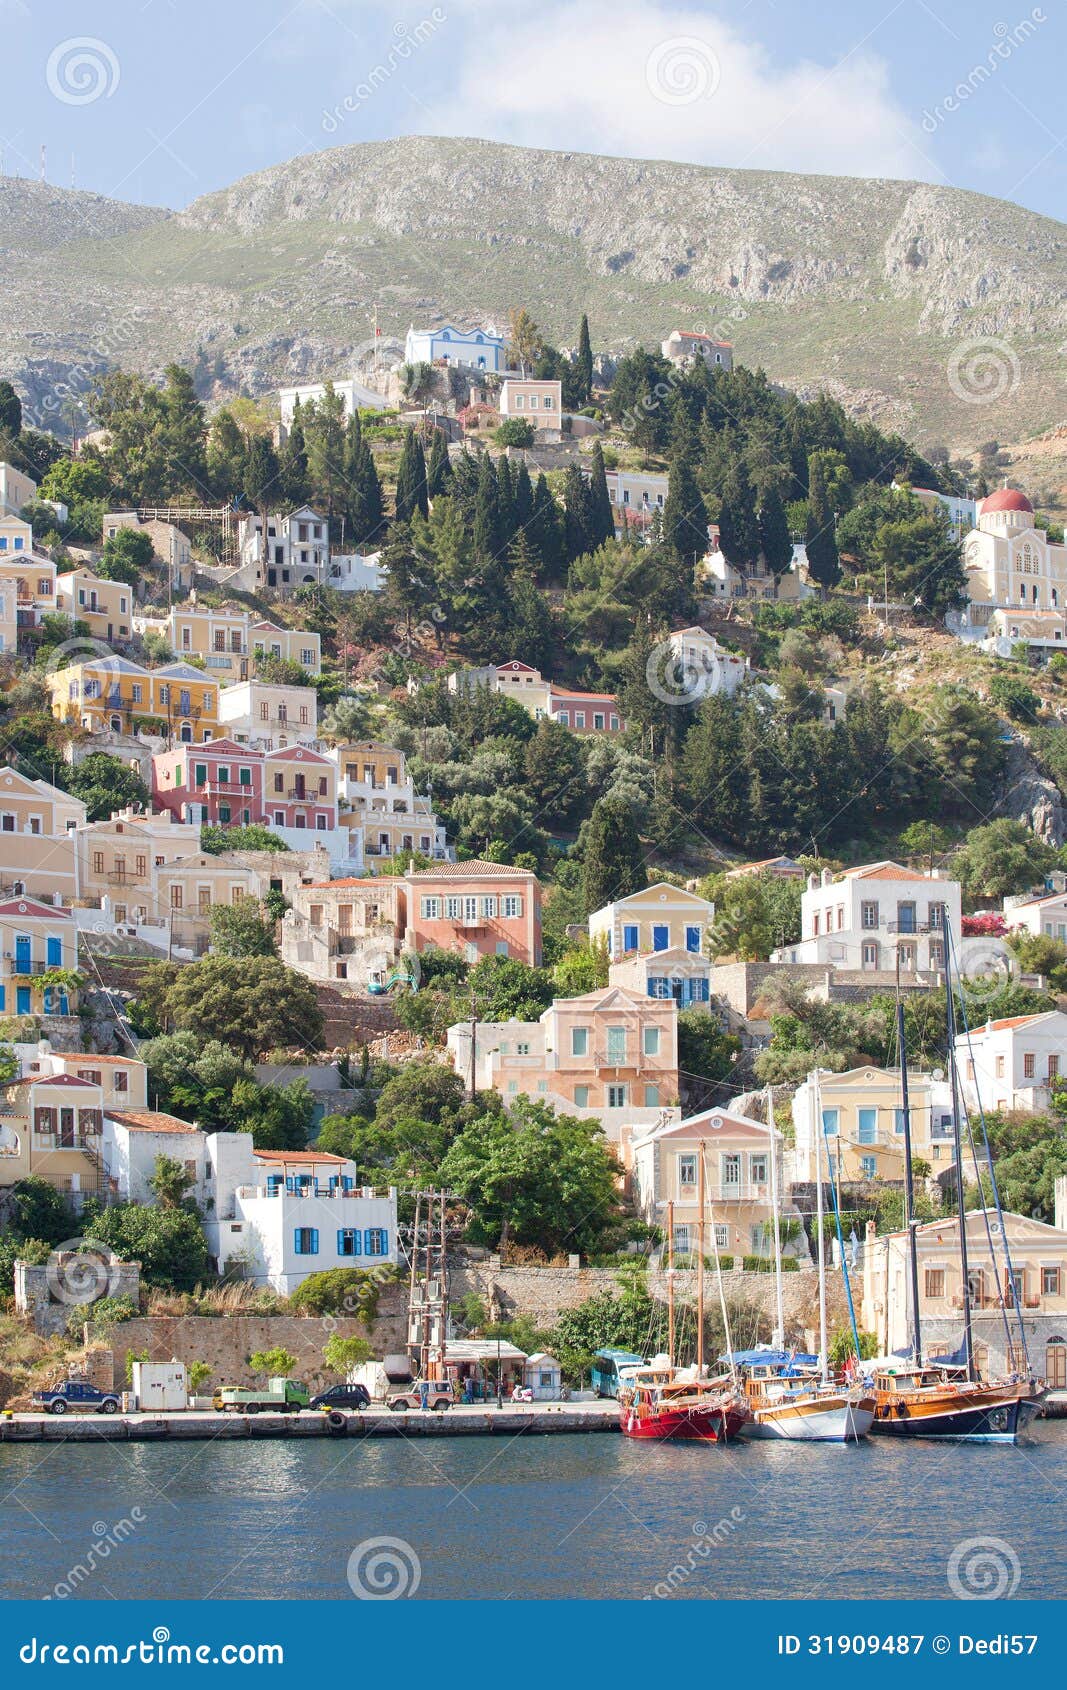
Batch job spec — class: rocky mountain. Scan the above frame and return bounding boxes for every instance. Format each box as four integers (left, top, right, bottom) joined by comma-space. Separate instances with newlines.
3, 135, 1066, 450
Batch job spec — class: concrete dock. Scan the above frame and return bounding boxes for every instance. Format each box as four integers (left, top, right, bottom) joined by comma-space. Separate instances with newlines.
0, 1401, 620, 1442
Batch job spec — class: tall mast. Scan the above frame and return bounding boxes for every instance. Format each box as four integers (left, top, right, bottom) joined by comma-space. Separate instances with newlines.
895, 947, 922, 1364
704, 1146, 736, 1380
437, 1188, 448, 1382
766, 1082, 784, 1348
812, 1068, 829, 1384
696, 1147, 706, 1377
944, 929, 975, 1379
666, 1198, 675, 1368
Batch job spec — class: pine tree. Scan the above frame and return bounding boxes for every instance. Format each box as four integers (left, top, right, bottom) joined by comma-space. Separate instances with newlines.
758, 483, 794, 576
662, 450, 709, 568
805, 452, 841, 588
576, 314, 594, 404
426, 428, 452, 498
585, 443, 615, 549
718, 457, 759, 568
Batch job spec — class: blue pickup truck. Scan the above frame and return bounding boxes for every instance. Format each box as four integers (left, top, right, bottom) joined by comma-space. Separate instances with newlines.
32, 1380, 121, 1416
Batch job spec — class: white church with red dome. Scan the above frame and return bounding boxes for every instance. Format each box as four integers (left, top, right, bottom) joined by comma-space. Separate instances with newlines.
957, 487, 1067, 651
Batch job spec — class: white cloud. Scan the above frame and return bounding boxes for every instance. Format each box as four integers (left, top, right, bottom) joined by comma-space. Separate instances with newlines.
402, 0, 932, 180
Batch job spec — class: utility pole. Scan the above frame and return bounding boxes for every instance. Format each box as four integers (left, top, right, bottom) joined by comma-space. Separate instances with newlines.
468, 984, 478, 1102
666, 1198, 675, 1367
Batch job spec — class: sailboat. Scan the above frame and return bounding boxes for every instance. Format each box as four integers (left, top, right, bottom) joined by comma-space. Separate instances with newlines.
619, 1155, 748, 1442
867, 927, 1041, 1443
736, 1082, 874, 1441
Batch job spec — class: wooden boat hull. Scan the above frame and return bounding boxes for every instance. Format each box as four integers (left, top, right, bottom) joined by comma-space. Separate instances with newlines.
870, 1384, 1041, 1443
620, 1402, 749, 1442
743, 1394, 874, 1442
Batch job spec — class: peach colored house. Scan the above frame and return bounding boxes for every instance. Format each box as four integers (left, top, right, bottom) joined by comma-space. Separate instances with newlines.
498, 378, 563, 423
402, 859, 541, 965
0, 1073, 106, 1198
262, 745, 337, 834
630, 1106, 793, 1260
0, 765, 85, 907
55, 567, 134, 644
446, 985, 679, 1142
77, 806, 201, 927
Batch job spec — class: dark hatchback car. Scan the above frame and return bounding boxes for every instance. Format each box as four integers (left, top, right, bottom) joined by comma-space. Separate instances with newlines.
309, 1384, 371, 1410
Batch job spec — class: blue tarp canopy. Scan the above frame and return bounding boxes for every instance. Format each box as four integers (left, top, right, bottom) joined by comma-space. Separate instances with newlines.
724, 1349, 819, 1368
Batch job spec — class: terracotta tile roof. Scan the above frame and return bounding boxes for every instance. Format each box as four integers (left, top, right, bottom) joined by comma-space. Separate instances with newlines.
108, 1109, 199, 1134
405, 859, 538, 880
844, 863, 929, 882
253, 1148, 347, 1165
982, 1014, 1050, 1032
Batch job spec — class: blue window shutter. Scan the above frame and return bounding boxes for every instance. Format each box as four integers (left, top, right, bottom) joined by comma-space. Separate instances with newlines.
336, 1230, 345, 1255
379, 1231, 388, 1257
353, 1229, 361, 1254
0, 985, 5, 1011
685, 925, 700, 953
310, 1229, 319, 1254
47, 936, 62, 966
294, 1228, 303, 1255
623, 923, 639, 951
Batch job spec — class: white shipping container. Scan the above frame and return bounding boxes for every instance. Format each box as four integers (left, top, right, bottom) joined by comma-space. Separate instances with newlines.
131, 1361, 188, 1412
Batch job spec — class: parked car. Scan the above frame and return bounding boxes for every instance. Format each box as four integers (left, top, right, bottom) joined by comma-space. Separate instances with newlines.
32, 1380, 121, 1416
388, 1380, 457, 1412
309, 1383, 371, 1410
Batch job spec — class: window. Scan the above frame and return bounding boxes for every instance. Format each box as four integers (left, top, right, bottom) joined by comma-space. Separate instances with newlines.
722, 1154, 741, 1189
480, 896, 498, 918
642, 1026, 660, 1057
301, 648, 315, 667
750, 1154, 768, 1185
685, 925, 701, 953
1042, 1267, 1061, 1296
1050, 1055, 1060, 1080
420, 896, 441, 920
644, 1085, 660, 1107
679, 1153, 697, 1186
170, 884, 183, 909
925, 1268, 946, 1298
821, 1108, 839, 1136
893, 1108, 906, 1134
573, 1085, 589, 1107
445, 896, 462, 920
606, 1026, 627, 1062
715, 1224, 729, 1249
859, 1155, 877, 1179
571, 1027, 589, 1057
995, 1055, 1006, 1078
857, 1108, 877, 1145
92, 851, 104, 874
114, 1070, 128, 1094
364, 1228, 388, 1257
337, 1229, 362, 1257
593, 712, 605, 730
515, 1041, 530, 1056
622, 922, 639, 952
861, 900, 879, 929
1024, 1052, 1036, 1078
607, 1084, 628, 1108
293, 1227, 319, 1256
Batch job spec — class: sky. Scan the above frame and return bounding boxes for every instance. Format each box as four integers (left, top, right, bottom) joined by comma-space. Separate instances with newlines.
0, 0, 1063, 220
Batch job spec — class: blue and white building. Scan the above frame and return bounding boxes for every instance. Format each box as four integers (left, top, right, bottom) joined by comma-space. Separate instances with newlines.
404, 324, 506, 372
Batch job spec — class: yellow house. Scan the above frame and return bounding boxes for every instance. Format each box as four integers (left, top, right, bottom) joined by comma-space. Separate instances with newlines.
630, 1106, 796, 1261
0, 765, 85, 906
0, 896, 80, 1020
156, 852, 262, 958
791, 1066, 957, 1185
48, 657, 219, 742
55, 567, 135, 644
588, 881, 715, 960
0, 1073, 106, 1198
77, 805, 201, 928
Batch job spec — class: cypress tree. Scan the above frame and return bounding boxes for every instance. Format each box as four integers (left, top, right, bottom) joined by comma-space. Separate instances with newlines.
586, 442, 615, 548
344, 412, 383, 543
662, 449, 709, 568
241, 434, 280, 514
577, 314, 594, 404
758, 483, 794, 576
562, 463, 594, 562
581, 798, 646, 915
805, 452, 841, 588
473, 450, 502, 562
496, 455, 516, 548
394, 427, 428, 524
512, 459, 534, 533
426, 427, 452, 497
718, 457, 759, 568
529, 472, 564, 584
280, 402, 309, 505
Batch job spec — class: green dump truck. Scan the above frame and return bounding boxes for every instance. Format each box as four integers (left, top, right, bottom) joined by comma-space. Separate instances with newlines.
213, 1377, 310, 1414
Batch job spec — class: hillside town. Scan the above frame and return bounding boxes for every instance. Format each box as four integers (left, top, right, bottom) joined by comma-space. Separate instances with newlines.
2, 310, 1067, 1426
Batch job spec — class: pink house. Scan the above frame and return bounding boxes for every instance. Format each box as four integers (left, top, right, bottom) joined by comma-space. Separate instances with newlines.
402, 860, 542, 965
262, 746, 338, 834
546, 685, 623, 735
151, 739, 265, 827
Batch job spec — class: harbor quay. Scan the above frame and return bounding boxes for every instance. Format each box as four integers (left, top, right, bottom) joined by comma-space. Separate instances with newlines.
0, 1401, 621, 1442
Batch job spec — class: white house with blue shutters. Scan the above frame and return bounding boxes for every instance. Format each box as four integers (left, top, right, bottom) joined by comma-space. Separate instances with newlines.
404, 323, 506, 372
203, 1134, 397, 1293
